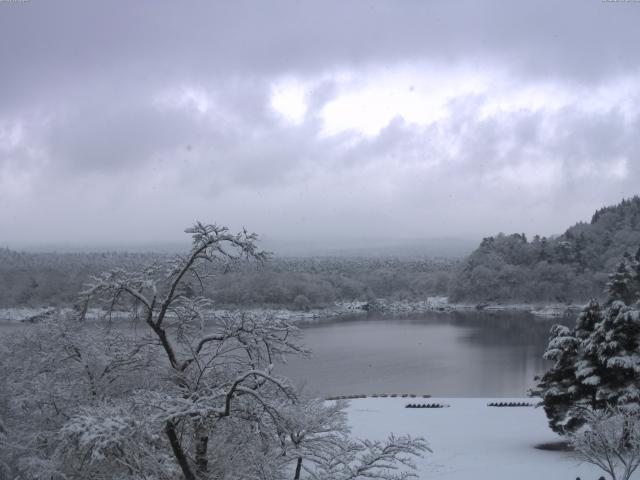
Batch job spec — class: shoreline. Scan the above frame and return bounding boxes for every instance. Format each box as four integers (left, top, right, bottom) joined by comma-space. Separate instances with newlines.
0, 298, 584, 324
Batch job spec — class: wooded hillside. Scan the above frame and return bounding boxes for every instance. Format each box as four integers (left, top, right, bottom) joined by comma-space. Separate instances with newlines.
450, 197, 640, 303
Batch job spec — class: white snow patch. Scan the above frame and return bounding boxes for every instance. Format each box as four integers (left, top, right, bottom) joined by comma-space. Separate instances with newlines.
346, 397, 606, 480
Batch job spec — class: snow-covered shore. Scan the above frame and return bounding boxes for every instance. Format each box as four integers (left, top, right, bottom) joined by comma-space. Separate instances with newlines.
354, 297, 584, 318
0, 298, 583, 324
346, 397, 604, 480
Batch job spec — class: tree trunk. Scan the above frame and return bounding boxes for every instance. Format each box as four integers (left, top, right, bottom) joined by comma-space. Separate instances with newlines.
293, 457, 303, 480
165, 420, 197, 480
194, 421, 209, 478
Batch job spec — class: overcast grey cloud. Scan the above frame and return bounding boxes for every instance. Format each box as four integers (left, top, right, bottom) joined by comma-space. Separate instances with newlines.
1, 0, 640, 250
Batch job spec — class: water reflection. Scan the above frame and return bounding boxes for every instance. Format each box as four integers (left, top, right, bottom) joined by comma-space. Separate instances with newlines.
278, 311, 575, 397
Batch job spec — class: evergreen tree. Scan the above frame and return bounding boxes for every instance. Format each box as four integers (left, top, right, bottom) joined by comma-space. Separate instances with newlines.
584, 301, 640, 407
606, 255, 639, 305
535, 324, 582, 434
535, 254, 640, 435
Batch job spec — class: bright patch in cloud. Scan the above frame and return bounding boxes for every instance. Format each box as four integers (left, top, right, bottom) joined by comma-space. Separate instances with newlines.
270, 78, 308, 124
320, 64, 494, 136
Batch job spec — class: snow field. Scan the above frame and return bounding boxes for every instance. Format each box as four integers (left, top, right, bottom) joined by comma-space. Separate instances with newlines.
346, 397, 608, 480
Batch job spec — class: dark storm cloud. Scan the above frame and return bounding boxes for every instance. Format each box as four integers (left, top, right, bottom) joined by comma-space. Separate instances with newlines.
2, 0, 639, 85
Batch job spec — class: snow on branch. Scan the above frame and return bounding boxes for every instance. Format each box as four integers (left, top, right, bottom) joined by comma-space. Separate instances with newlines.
307, 433, 430, 480
570, 407, 640, 480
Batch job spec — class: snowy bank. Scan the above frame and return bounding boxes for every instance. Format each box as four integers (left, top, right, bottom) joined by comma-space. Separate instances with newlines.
0, 307, 61, 323
346, 397, 605, 480
321, 298, 583, 318
220, 297, 584, 321
0, 298, 583, 324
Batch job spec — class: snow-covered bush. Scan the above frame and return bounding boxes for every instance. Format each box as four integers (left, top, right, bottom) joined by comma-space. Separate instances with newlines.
56, 402, 178, 479
292, 294, 311, 311
570, 407, 640, 480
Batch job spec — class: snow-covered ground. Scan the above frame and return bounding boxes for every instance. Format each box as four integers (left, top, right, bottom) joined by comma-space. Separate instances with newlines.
347, 397, 608, 480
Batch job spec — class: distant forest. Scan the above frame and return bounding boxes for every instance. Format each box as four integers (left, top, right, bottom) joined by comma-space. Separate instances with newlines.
0, 249, 455, 310
3, 197, 640, 309
450, 197, 640, 303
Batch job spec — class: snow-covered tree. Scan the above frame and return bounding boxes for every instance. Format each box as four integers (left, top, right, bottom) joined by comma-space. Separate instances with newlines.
534, 323, 582, 434
77, 223, 303, 479
0, 312, 158, 479
535, 251, 640, 435
306, 433, 429, 480
0, 222, 428, 480
55, 402, 178, 479
606, 252, 640, 305
581, 302, 640, 407
280, 396, 351, 479
3, 221, 423, 480
570, 407, 640, 480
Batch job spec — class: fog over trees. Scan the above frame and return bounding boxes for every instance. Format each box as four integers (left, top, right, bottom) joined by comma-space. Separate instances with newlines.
5, 197, 640, 311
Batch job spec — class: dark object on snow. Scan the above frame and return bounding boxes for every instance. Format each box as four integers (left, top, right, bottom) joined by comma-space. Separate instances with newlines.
405, 403, 449, 409
533, 441, 572, 452
487, 401, 532, 407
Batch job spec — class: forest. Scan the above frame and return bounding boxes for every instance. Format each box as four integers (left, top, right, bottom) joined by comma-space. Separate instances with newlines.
4, 197, 640, 310
450, 197, 640, 303
0, 250, 455, 310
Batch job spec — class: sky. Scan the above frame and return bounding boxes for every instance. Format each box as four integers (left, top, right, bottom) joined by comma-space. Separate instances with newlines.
1, 0, 640, 252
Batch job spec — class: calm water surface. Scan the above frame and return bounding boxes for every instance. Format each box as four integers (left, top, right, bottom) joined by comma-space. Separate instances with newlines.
0, 311, 572, 397
279, 311, 572, 397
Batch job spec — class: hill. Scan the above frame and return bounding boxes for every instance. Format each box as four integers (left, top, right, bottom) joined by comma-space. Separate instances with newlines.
449, 196, 640, 303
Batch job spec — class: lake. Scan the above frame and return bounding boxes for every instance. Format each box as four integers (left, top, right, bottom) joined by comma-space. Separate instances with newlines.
278, 311, 572, 397
0, 310, 572, 398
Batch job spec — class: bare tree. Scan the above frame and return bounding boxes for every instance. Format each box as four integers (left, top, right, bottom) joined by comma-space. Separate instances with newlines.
280, 394, 429, 480
81, 222, 304, 480
569, 407, 640, 480
282, 396, 350, 480
307, 433, 430, 480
